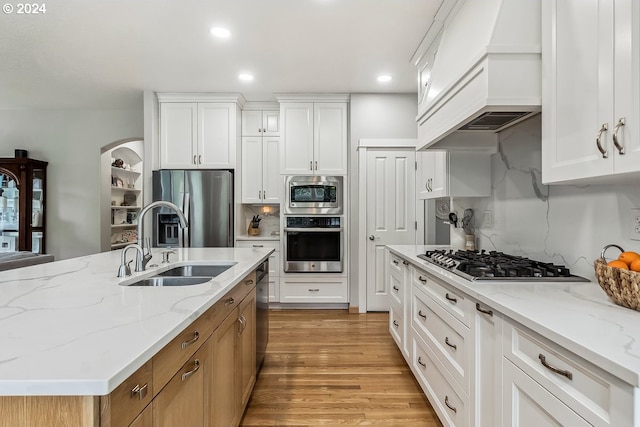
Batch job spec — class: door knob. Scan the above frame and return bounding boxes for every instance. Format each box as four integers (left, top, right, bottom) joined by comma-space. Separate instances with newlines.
369, 235, 376, 241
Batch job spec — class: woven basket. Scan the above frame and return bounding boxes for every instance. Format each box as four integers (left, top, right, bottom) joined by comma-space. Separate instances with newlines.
594, 248, 640, 311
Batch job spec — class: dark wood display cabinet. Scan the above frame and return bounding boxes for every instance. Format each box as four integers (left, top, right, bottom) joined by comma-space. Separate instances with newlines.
0, 157, 48, 253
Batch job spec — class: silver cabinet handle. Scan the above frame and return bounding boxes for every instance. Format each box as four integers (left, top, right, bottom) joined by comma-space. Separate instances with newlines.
308, 288, 320, 292
310, 161, 313, 170
181, 331, 200, 349
225, 297, 235, 307
252, 244, 264, 247
596, 123, 609, 158
445, 293, 458, 304
418, 276, 427, 283
258, 128, 262, 133
181, 359, 200, 381
237, 315, 247, 335
263, 128, 267, 132
539, 354, 573, 380
445, 337, 457, 350
613, 117, 626, 155
476, 303, 493, 316
193, 155, 197, 164
198, 155, 202, 164
263, 190, 266, 199
245, 279, 254, 286
445, 396, 457, 413
418, 310, 427, 319
130, 383, 148, 400
402, 261, 409, 266
417, 357, 426, 367
314, 161, 318, 170
392, 285, 399, 292
392, 259, 399, 265
392, 320, 399, 328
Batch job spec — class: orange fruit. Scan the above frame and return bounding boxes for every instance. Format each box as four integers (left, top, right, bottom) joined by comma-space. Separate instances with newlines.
608, 260, 629, 269
630, 259, 640, 272
618, 251, 640, 267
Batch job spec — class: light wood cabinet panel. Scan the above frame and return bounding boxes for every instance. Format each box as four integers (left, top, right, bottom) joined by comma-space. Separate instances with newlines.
129, 403, 152, 427
238, 288, 257, 407
0, 396, 99, 427
100, 360, 153, 427
209, 306, 239, 427
153, 344, 208, 427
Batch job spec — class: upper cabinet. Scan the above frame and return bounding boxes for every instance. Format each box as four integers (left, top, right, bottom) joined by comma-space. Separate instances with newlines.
158, 93, 245, 170
242, 110, 280, 137
542, 0, 640, 184
277, 95, 349, 175
417, 150, 491, 199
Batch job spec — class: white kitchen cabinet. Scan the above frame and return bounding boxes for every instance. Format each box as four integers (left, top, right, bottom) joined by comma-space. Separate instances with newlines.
279, 100, 348, 175
417, 150, 491, 199
158, 94, 244, 170
542, 0, 640, 184
235, 240, 280, 303
242, 110, 280, 137
280, 276, 348, 303
241, 137, 280, 204
387, 251, 412, 360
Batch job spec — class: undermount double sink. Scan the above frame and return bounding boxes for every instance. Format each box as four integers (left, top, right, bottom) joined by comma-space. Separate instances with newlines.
126, 263, 237, 287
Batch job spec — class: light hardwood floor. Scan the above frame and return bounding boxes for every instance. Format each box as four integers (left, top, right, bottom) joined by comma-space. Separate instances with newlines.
240, 310, 443, 426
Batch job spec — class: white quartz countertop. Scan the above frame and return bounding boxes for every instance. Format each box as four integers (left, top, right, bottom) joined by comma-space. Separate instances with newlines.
0, 247, 273, 396
387, 245, 640, 387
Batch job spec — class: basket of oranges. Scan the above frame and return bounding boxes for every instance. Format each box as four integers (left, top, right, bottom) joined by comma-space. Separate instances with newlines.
594, 244, 640, 311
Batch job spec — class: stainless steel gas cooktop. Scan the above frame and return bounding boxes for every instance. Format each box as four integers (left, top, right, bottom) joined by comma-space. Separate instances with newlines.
417, 249, 590, 282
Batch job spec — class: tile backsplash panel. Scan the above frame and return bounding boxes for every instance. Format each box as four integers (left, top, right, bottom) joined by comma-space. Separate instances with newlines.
241, 204, 280, 237
459, 115, 640, 280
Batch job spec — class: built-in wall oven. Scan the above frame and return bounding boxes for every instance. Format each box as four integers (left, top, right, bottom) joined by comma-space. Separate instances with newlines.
284, 175, 343, 215
283, 216, 343, 273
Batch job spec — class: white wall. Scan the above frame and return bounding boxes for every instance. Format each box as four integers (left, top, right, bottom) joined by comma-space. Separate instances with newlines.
460, 114, 640, 280
0, 108, 143, 260
349, 93, 418, 307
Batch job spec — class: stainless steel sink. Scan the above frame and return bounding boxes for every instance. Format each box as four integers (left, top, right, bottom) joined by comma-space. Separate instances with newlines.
128, 276, 213, 287
154, 263, 236, 278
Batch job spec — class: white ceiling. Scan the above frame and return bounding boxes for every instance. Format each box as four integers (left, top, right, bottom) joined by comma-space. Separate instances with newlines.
0, 0, 440, 109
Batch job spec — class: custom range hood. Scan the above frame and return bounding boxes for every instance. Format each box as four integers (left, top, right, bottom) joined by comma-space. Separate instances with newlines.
413, 0, 541, 151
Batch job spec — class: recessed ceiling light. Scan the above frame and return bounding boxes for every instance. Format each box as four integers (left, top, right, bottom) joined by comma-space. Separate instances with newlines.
210, 27, 231, 38
377, 75, 392, 83
238, 73, 254, 81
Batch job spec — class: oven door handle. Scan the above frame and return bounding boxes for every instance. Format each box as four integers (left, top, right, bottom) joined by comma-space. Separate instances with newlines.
284, 227, 344, 232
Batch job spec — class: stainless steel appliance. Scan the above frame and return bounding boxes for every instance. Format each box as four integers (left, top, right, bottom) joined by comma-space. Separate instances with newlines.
284, 216, 343, 272
418, 249, 589, 282
255, 259, 269, 371
284, 175, 343, 215
152, 170, 233, 247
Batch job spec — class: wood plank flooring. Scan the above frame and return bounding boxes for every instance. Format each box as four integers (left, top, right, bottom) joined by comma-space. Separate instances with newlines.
240, 310, 442, 427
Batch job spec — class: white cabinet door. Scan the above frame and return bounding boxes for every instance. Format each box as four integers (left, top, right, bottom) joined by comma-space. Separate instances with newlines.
280, 103, 314, 174
241, 137, 263, 204
262, 137, 280, 203
198, 103, 236, 169
417, 150, 447, 199
160, 103, 198, 169
241, 110, 263, 137
503, 360, 591, 427
262, 111, 280, 137
314, 103, 347, 175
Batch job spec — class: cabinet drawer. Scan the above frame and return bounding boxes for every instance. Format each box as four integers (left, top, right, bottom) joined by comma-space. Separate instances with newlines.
503, 320, 633, 426
412, 287, 470, 392
412, 268, 471, 326
280, 278, 348, 303
389, 252, 404, 276
100, 360, 153, 427
412, 334, 468, 427
235, 240, 279, 251
389, 302, 403, 349
389, 267, 403, 307
211, 271, 256, 327
269, 276, 280, 303
152, 306, 215, 396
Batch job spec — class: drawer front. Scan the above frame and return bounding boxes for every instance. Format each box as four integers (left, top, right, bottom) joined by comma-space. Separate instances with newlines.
389, 267, 403, 307
152, 306, 215, 396
412, 287, 469, 392
269, 276, 279, 303
503, 320, 630, 426
412, 335, 469, 427
235, 240, 280, 276
389, 302, 403, 350
412, 268, 470, 326
389, 252, 404, 276
101, 360, 153, 427
280, 278, 348, 303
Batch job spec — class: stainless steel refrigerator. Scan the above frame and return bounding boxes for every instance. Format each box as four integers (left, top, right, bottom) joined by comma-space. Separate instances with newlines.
152, 170, 234, 247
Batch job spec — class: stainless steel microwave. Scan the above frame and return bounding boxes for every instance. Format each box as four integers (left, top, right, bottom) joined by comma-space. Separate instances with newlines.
284, 176, 343, 215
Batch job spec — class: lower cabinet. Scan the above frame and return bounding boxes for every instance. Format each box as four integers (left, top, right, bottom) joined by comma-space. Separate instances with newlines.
130, 403, 153, 427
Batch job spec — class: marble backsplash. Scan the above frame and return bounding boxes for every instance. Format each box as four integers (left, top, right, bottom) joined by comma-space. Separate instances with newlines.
452, 115, 640, 280
240, 204, 280, 238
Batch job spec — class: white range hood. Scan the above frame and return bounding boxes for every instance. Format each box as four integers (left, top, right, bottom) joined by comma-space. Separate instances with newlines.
413, 0, 541, 151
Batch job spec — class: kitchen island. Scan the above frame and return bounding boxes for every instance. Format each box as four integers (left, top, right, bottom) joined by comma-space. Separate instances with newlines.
0, 247, 272, 426
387, 245, 640, 427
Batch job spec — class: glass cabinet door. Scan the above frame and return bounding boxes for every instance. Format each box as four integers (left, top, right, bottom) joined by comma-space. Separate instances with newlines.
31, 167, 44, 253
0, 172, 19, 252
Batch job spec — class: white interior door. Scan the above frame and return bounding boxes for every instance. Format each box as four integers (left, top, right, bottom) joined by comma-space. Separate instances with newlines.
366, 149, 416, 311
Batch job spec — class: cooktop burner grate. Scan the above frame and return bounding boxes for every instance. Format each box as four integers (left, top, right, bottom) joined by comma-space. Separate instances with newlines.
417, 249, 589, 282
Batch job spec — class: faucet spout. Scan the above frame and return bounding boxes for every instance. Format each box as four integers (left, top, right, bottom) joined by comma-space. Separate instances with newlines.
135, 201, 189, 270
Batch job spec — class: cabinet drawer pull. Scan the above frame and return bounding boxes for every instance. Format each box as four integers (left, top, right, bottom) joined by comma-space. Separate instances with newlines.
314, 161, 318, 170
181, 331, 200, 349
263, 190, 266, 199
445, 337, 457, 350
539, 354, 573, 380
308, 288, 320, 292
445, 293, 457, 303
258, 190, 262, 199
417, 357, 426, 368
402, 260, 409, 266
595, 123, 609, 158
181, 359, 200, 381
246, 279, 254, 286
252, 244, 264, 247
613, 117, 626, 155
392, 285, 399, 292
445, 396, 457, 413
198, 155, 202, 164
130, 383, 148, 400
476, 303, 493, 316
392, 320, 399, 328
310, 161, 313, 171
418, 310, 427, 319
225, 297, 235, 307
392, 259, 399, 265
237, 315, 247, 335
193, 155, 197, 164
418, 276, 427, 283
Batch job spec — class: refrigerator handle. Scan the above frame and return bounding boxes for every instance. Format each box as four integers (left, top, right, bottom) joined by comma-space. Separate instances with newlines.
179, 192, 191, 248
228, 202, 233, 247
